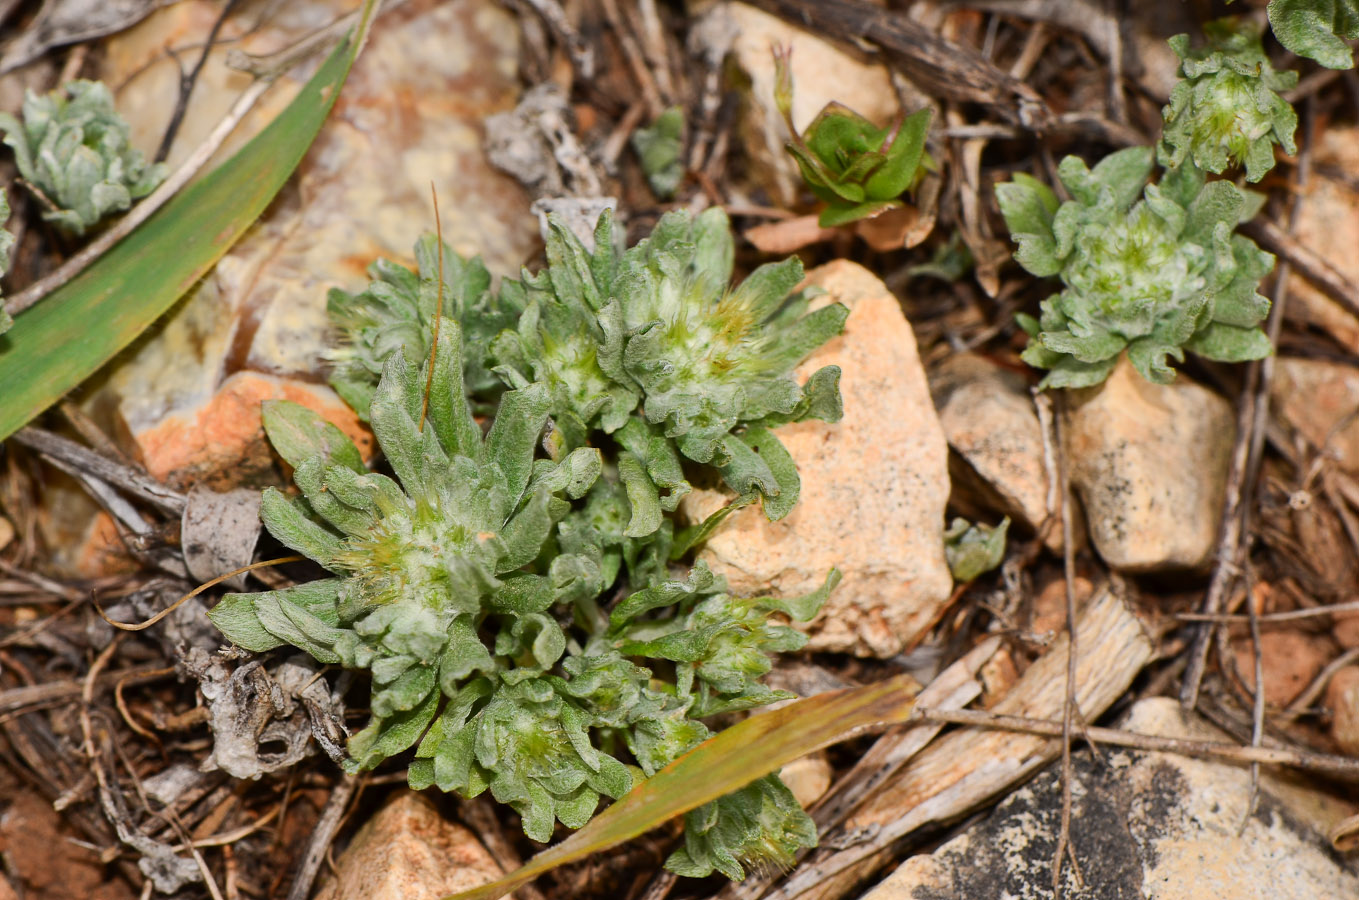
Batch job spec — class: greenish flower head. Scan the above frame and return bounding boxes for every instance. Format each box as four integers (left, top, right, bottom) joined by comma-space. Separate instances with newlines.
327, 234, 517, 417
1266, 0, 1359, 69
996, 147, 1275, 388
0, 80, 166, 235
1159, 19, 1298, 183
209, 321, 839, 860
492, 208, 848, 531
775, 47, 933, 227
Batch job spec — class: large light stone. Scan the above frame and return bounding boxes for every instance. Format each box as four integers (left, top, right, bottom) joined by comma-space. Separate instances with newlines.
313, 792, 505, 900
681, 260, 952, 657
862, 698, 1359, 900
90, 0, 536, 483
930, 353, 1060, 547
1063, 358, 1234, 572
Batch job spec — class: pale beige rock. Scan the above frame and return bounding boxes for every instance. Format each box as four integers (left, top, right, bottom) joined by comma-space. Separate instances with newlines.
930, 353, 1056, 545
313, 792, 506, 900
780, 752, 832, 809
1236, 630, 1333, 708
1326, 666, 1359, 756
862, 698, 1359, 900
680, 260, 952, 657
1288, 125, 1359, 349
693, 3, 913, 208
92, 0, 535, 466
0, 516, 12, 553
1063, 358, 1234, 572
1271, 357, 1359, 476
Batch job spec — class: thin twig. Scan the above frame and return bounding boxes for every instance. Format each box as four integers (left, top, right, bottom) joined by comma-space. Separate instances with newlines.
909, 706, 1359, 776
94, 556, 301, 631
1051, 391, 1083, 894
12, 427, 186, 514
285, 775, 359, 900
1283, 646, 1359, 718
157, 0, 244, 162
1241, 565, 1264, 833
1177, 599, 1359, 623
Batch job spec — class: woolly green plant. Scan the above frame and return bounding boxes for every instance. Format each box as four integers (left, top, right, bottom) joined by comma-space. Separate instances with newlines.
996, 147, 1274, 388
491, 208, 848, 534
774, 47, 933, 227
0, 80, 166, 235
1266, 0, 1359, 68
326, 234, 517, 417
632, 106, 685, 200
1160, 19, 1298, 183
208, 321, 837, 875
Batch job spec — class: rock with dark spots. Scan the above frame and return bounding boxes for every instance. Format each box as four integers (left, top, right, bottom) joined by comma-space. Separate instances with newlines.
1063, 358, 1234, 572
680, 261, 952, 658
863, 698, 1359, 900
313, 792, 505, 900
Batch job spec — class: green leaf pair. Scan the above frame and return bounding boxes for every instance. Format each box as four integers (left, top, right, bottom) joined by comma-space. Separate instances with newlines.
774, 46, 933, 227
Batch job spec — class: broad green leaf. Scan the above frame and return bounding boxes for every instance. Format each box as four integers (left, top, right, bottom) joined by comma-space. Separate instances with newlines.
440, 672, 922, 900
261, 400, 365, 473
0, 1, 379, 443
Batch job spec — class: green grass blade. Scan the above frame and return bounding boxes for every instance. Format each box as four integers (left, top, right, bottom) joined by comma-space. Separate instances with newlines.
442, 673, 921, 900
0, 0, 379, 443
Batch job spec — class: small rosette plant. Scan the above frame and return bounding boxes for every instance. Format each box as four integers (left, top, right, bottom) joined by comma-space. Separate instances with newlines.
774, 47, 933, 227
996, 147, 1274, 388
1159, 19, 1298, 183
492, 208, 848, 533
208, 321, 838, 874
0, 80, 166, 235
327, 234, 518, 416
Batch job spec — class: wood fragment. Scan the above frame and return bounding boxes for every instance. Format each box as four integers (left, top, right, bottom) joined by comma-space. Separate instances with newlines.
757, 586, 1153, 900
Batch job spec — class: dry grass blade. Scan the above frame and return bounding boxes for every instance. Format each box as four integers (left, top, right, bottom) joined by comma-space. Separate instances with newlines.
442, 673, 923, 900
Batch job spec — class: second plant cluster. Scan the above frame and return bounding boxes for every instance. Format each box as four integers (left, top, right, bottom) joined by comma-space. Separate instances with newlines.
209, 208, 847, 879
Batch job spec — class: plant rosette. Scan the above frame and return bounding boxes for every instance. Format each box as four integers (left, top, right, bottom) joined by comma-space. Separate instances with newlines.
996, 146, 1274, 388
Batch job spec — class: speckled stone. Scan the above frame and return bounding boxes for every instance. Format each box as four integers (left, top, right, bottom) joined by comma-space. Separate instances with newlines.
862, 698, 1359, 900
313, 792, 505, 900
1063, 358, 1234, 573
680, 260, 952, 658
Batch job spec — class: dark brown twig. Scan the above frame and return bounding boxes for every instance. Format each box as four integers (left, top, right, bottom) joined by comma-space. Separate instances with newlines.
12, 427, 186, 514
285, 775, 358, 900
156, 0, 244, 162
